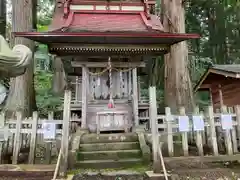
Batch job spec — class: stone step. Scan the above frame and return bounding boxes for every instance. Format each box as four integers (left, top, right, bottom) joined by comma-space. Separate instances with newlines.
76, 158, 143, 169
79, 142, 140, 151
81, 133, 138, 144
77, 149, 142, 161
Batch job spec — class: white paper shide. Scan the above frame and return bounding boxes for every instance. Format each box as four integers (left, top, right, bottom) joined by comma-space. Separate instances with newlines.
192, 115, 205, 131
43, 121, 56, 140
178, 116, 190, 132
221, 114, 233, 130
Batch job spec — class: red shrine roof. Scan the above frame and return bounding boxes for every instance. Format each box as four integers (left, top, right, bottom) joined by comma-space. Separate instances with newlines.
14, 0, 200, 54
47, 0, 164, 33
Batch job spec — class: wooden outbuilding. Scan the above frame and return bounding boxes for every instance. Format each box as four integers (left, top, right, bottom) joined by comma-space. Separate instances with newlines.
195, 65, 240, 110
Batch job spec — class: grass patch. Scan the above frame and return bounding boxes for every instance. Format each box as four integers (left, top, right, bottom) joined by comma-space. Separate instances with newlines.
67, 163, 151, 175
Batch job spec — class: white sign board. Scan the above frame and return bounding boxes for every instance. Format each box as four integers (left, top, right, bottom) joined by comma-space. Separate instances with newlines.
178, 116, 190, 132
221, 114, 233, 130
43, 121, 56, 140
192, 115, 205, 131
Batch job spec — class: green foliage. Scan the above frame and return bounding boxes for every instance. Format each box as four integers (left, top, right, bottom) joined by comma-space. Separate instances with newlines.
34, 70, 62, 117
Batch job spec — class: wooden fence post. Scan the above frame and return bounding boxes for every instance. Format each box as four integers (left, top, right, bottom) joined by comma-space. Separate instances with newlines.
59, 90, 72, 177
207, 106, 218, 156
45, 111, 53, 164
165, 107, 174, 157
149, 86, 160, 173
12, 111, 22, 164
0, 112, 5, 164
235, 105, 240, 148
228, 107, 237, 153
193, 107, 204, 156
28, 112, 38, 164
179, 107, 188, 156
221, 106, 233, 155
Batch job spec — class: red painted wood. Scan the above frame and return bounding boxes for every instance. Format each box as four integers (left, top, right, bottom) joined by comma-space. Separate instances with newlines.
71, 0, 144, 6
69, 13, 148, 32
14, 31, 200, 38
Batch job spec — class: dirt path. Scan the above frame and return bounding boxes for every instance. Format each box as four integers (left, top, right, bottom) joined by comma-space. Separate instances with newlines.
166, 160, 240, 179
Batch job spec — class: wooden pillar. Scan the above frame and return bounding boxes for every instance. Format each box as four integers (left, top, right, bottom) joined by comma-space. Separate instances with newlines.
75, 76, 81, 103
59, 90, 71, 176
149, 86, 161, 173
218, 84, 223, 108
132, 68, 139, 126
137, 76, 141, 101
81, 66, 88, 128
128, 70, 132, 100
209, 88, 213, 105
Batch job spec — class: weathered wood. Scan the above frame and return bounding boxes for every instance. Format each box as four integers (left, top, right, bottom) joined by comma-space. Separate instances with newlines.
149, 86, 160, 173
179, 107, 188, 156
235, 105, 240, 148
207, 106, 218, 156
128, 70, 132, 100
221, 106, 233, 155
72, 61, 146, 68
132, 68, 139, 127
0, 112, 5, 163
28, 112, 38, 164
75, 76, 82, 103
81, 66, 88, 128
12, 111, 22, 164
193, 107, 204, 156
165, 107, 173, 157
45, 112, 53, 164
60, 90, 71, 176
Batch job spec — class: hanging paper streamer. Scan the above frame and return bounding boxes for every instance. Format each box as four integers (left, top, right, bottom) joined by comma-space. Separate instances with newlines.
97, 76, 101, 86
43, 121, 56, 140
192, 115, 204, 131
178, 116, 190, 132
221, 114, 233, 130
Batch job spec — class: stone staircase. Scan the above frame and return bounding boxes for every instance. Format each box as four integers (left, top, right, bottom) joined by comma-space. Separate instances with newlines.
76, 133, 145, 169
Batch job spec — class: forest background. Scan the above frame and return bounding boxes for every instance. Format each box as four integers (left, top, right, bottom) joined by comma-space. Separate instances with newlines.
0, 0, 239, 117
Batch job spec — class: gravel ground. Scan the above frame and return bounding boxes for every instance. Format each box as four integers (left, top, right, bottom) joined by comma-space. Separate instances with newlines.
166, 160, 240, 180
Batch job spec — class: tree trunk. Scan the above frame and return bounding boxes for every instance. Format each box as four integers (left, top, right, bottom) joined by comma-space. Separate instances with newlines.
163, 0, 194, 113
0, 0, 6, 36
5, 0, 37, 117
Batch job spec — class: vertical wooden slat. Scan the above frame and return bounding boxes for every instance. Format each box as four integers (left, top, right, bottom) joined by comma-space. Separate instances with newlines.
179, 107, 188, 156
28, 112, 38, 164
0, 112, 5, 164
228, 107, 238, 153
149, 86, 160, 173
221, 106, 233, 155
208, 106, 218, 156
128, 70, 132, 100
235, 105, 240, 148
193, 107, 204, 156
59, 90, 71, 176
12, 111, 22, 164
45, 111, 53, 164
165, 107, 173, 157
132, 68, 139, 127
81, 66, 88, 128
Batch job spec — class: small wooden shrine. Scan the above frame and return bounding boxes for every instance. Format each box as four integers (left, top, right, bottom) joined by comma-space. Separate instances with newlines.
195, 65, 240, 110
15, 0, 199, 133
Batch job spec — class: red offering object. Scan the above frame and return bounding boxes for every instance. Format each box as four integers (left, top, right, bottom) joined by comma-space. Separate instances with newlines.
108, 102, 114, 109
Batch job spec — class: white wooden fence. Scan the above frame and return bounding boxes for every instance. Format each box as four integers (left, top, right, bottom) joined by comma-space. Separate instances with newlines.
150, 105, 240, 157
148, 87, 240, 162
0, 111, 64, 164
